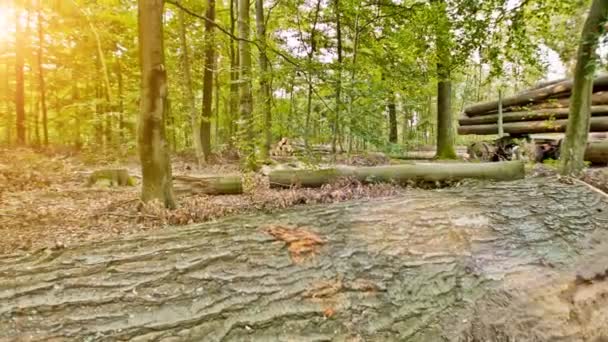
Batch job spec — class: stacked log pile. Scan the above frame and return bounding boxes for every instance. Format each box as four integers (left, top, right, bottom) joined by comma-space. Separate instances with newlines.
458, 76, 608, 135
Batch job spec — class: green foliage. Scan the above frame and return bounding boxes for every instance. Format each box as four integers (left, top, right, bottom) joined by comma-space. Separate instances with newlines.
0, 0, 592, 157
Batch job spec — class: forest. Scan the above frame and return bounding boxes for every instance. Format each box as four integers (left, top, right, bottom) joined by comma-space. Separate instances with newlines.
1, 0, 608, 340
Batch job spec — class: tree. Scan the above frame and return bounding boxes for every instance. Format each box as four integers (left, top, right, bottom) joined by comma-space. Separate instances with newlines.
434, 0, 456, 159
388, 92, 397, 144
37, 2, 48, 146
178, 9, 203, 163
560, 0, 608, 176
201, 0, 215, 162
256, 0, 272, 159
137, 0, 175, 208
15, 0, 26, 145
238, 0, 255, 169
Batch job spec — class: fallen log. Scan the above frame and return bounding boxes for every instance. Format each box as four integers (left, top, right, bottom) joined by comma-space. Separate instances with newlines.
584, 141, 608, 165
1, 179, 608, 341
458, 117, 608, 135
464, 76, 608, 116
459, 106, 608, 126
173, 174, 243, 195
269, 161, 525, 188
477, 91, 608, 114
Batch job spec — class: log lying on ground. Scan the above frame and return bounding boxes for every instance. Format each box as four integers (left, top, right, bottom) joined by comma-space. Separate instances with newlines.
459, 106, 608, 126
584, 141, 608, 165
173, 174, 243, 195
458, 117, 608, 135
464, 76, 608, 116
269, 161, 525, 188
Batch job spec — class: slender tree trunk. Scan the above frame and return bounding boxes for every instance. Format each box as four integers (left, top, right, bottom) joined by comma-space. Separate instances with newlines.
15, 0, 26, 145
137, 0, 175, 208
347, 6, 360, 153
37, 6, 48, 146
214, 54, 220, 146
4, 62, 10, 144
304, 0, 322, 148
201, 0, 216, 162
95, 58, 104, 147
72, 70, 81, 149
560, 0, 608, 176
388, 92, 398, 143
238, 0, 255, 169
256, 0, 272, 159
434, 0, 456, 159
332, 0, 343, 154
117, 60, 124, 144
178, 10, 203, 162
229, 0, 239, 147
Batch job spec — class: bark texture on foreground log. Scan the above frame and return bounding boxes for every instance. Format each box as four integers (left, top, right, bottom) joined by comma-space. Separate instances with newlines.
459, 105, 608, 126
464, 75, 608, 116
458, 116, 608, 135
585, 141, 608, 165
173, 174, 243, 195
1, 178, 608, 341
269, 161, 525, 188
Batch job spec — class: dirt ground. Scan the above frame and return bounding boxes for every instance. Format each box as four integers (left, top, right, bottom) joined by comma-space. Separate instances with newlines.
0, 148, 401, 254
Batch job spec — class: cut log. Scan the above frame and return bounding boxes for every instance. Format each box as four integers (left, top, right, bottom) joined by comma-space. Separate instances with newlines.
459, 106, 608, 126
528, 78, 568, 91
464, 76, 608, 116
584, 141, 608, 165
173, 174, 243, 195
478, 91, 608, 114
269, 161, 525, 188
458, 117, 608, 135
86, 169, 134, 187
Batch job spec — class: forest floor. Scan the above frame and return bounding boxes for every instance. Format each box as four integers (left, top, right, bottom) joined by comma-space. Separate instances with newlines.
1, 147, 607, 255
0, 147, 402, 254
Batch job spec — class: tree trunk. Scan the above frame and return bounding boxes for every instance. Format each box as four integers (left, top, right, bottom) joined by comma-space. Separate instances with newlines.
229, 0, 239, 147
388, 92, 398, 143
37, 6, 48, 146
465, 76, 608, 117
332, 0, 343, 155
137, 0, 176, 209
238, 0, 256, 169
269, 161, 525, 188
201, 0, 216, 162
256, 0, 272, 159
459, 106, 608, 126
117, 60, 125, 144
560, 0, 608, 176
457, 117, 608, 135
435, 0, 456, 159
178, 10, 203, 162
15, 0, 26, 145
304, 0, 322, 148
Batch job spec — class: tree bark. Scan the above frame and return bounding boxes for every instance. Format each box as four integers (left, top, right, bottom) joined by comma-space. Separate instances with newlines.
238, 0, 256, 169
465, 76, 608, 117
560, 0, 608, 176
388, 92, 398, 143
137, 0, 176, 208
178, 10, 203, 162
37, 5, 48, 146
201, 0, 216, 162
15, 0, 26, 145
457, 117, 608, 135
117, 60, 125, 144
459, 106, 608, 126
332, 0, 343, 154
304, 0, 322, 148
269, 161, 525, 188
435, 0, 456, 159
256, 0, 272, 159
229, 0, 239, 147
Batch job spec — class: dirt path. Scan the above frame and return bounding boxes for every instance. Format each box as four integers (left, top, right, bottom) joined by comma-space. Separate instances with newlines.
1, 178, 608, 341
